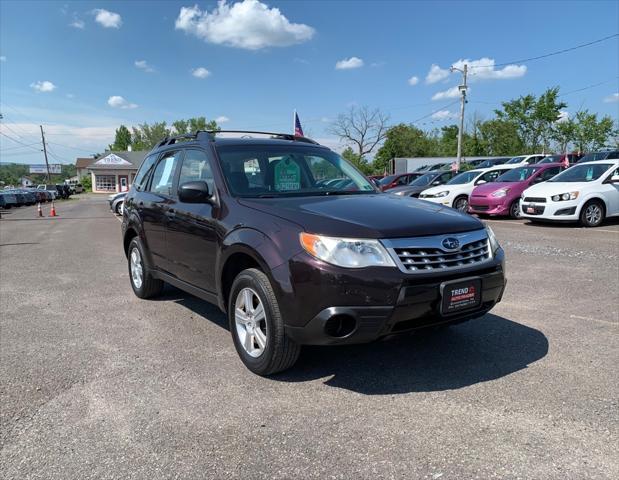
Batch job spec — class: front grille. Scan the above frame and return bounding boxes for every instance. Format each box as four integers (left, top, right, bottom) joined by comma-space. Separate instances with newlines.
470, 204, 489, 211
393, 243, 490, 274
523, 197, 546, 203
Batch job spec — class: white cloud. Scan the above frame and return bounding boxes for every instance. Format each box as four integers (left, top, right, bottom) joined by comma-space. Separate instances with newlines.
66, 93, 75, 99
431, 86, 461, 101
335, 56, 364, 70
426, 64, 450, 84
135, 60, 155, 73
70, 19, 85, 29
93, 9, 122, 28
192, 67, 211, 78
408, 75, 419, 86
320, 117, 332, 123
175, 0, 315, 50
0, 56, 6, 62
556, 110, 570, 123
107, 96, 138, 109
455, 58, 526, 81
215, 115, 230, 123
30, 81, 57, 93
603, 92, 619, 103
431, 110, 457, 121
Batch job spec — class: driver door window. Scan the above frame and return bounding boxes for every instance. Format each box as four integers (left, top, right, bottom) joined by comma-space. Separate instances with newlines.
478, 170, 501, 184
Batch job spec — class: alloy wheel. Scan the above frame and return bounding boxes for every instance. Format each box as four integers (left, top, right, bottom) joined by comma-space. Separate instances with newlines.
455, 198, 468, 212
585, 204, 602, 226
234, 288, 267, 358
130, 247, 143, 289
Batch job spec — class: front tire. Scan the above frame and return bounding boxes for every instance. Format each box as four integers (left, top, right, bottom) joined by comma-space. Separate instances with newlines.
453, 195, 469, 212
115, 200, 124, 215
580, 200, 604, 227
509, 200, 521, 219
128, 237, 164, 299
228, 268, 300, 376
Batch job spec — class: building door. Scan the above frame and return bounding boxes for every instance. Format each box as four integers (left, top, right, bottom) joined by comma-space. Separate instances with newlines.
119, 175, 129, 192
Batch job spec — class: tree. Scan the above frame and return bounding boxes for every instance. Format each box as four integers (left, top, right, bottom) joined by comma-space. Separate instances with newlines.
109, 125, 132, 151
477, 119, 524, 156
495, 87, 566, 152
373, 124, 434, 173
172, 117, 219, 135
570, 111, 615, 152
341, 147, 370, 174
551, 118, 576, 153
329, 106, 389, 160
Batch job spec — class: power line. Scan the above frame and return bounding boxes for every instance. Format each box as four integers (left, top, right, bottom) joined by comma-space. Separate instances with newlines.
46, 140, 98, 155
0, 142, 41, 152
409, 100, 460, 125
0, 131, 42, 152
470, 33, 618, 69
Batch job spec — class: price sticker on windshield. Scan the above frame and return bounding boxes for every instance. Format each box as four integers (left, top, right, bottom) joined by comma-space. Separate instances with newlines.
274, 158, 301, 191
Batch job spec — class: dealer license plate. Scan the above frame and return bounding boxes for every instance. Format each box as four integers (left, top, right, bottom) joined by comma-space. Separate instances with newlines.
526, 205, 535, 214
440, 278, 482, 315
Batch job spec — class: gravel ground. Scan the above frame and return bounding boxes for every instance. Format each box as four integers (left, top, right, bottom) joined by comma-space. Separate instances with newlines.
1, 195, 618, 479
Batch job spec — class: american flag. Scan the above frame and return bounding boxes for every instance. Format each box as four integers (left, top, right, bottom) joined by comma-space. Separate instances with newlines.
294, 111, 304, 137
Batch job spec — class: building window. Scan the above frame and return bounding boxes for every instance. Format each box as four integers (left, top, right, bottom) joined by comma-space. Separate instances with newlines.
95, 175, 116, 191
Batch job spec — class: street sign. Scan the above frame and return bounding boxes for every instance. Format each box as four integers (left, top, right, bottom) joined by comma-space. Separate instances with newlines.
29, 164, 62, 174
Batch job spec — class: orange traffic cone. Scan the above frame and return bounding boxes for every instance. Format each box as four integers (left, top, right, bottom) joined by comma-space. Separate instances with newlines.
37, 203, 44, 217
49, 201, 57, 217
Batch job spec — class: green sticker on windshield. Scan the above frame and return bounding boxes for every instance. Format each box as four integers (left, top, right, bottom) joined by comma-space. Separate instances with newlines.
274, 157, 301, 191
585, 167, 594, 181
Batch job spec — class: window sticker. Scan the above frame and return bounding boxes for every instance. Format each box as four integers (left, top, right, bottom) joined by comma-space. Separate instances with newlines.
520, 170, 527, 181
585, 167, 594, 181
157, 157, 175, 188
274, 157, 301, 191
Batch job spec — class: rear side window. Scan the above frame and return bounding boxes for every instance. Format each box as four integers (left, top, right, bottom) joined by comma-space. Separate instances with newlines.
150, 151, 182, 196
133, 154, 158, 191
179, 149, 214, 192
539, 167, 561, 181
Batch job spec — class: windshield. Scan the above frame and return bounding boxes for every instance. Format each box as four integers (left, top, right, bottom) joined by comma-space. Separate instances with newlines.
548, 163, 612, 183
447, 170, 481, 185
506, 156, 526, 164
409, 173, 437, 187
578, 152, 609, 162
538, 155, 561, 164
216, 145, 376, 197
496, 166, 540, 182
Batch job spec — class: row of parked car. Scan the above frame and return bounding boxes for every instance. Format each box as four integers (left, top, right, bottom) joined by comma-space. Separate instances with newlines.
0, 184, 74, 209
376, 150, 619, 227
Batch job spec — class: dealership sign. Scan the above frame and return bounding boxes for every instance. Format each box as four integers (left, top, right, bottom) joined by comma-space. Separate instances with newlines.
94, 154, 132, 166
29, 164, 62, 174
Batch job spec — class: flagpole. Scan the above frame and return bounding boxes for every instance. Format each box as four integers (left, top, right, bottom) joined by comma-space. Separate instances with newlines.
293, 109, 296, 135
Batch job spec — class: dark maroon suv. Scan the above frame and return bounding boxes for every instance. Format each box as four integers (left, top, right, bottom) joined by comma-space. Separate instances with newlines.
122, 131, 506, 375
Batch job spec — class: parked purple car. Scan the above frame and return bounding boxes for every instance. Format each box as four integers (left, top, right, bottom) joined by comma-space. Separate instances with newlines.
468, 163, 565, 218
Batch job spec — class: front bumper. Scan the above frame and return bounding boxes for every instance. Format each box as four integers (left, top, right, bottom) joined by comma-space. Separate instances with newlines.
468, 198, 510, 216
419, 195, 453, 207
280, 250, 506, 346
520, 199, 580, 221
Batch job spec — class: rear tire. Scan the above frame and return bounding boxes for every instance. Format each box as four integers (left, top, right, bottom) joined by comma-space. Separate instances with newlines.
228, 268, 301, 376
128, 237, 164, 299
579, 200, 604, 227
115, 201, 123, 215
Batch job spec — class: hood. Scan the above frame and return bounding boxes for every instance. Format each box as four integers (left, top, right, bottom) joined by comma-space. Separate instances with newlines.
523, 181, 587, 197
471, 181, 528, 197
238, 194, 483, 239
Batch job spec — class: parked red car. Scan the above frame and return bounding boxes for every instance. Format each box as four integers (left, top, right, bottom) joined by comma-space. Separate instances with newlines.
378, 172, 423, 191
468, 163, 565, 218
537, 153, 583, 166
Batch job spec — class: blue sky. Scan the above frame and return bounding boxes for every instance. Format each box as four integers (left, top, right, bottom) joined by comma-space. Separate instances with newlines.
1, 0, 618, 164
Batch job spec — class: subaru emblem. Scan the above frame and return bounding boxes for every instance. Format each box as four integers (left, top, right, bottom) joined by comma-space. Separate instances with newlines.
442, 237, 460, 250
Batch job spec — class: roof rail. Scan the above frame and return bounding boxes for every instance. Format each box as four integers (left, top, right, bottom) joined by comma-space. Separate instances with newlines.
201, 130, 320, 145
152, 129, 320, 151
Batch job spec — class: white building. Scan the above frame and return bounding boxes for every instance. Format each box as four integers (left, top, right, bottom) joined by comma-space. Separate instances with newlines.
85, 151, 147, 193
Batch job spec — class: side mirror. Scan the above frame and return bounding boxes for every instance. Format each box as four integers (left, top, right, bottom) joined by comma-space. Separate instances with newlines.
476, 179, 487, 185
178, 181, 211, 203
432, 180, 441, 186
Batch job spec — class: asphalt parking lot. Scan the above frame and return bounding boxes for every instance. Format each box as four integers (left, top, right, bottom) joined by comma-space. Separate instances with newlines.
1, 195, 618, 479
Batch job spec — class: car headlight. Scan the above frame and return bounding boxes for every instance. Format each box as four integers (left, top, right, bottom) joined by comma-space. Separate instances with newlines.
393, 190, 406, 196
300, 233, 395, 268
551, 192, 579, 202
430, 190, 449, 198
486, 225, 500, 256
491, 188, 509, 198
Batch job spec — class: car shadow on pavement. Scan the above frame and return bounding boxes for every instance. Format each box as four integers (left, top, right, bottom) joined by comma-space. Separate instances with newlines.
275, 314, 549, 395
524, 217, 619, 228
155, 285, 229, 329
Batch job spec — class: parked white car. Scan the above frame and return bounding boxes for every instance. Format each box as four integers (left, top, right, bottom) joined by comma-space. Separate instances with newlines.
520, 160, 619, 227
419, 165, 515, 212
505, 154, 546, 166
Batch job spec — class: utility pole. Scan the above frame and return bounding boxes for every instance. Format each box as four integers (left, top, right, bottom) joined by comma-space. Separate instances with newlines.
450, 64, 468, 172
39, 125, 51, 182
